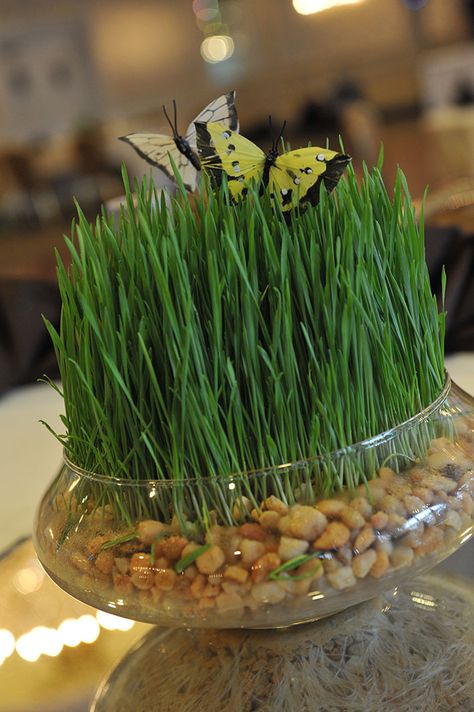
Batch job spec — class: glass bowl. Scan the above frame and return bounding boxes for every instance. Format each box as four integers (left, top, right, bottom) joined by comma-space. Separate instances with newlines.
34, 377, 474, 629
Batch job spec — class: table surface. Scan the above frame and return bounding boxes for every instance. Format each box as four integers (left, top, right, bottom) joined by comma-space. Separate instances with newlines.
1, 354, 473, 562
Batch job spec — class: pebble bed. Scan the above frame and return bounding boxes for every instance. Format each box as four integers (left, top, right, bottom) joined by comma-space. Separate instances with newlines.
43, 432, 474, 625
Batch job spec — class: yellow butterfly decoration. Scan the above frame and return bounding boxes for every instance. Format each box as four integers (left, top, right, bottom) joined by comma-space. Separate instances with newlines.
195, 120, 351, 211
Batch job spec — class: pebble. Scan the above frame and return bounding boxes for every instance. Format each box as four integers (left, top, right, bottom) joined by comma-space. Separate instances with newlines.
314, 522, 351, 549
353, 526, 375, 554
289, 505, 327, 540
278, 536, 309, 561
352, 549, 377, 578
251, 582, 286, 604
195, 544, 226, 574
326, 566, 357, 590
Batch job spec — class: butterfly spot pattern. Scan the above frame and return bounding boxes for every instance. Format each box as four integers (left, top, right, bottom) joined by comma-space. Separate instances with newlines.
195, 121, 351, 212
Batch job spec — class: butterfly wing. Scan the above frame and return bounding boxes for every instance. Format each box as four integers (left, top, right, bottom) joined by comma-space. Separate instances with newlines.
270, 147, 351, 211
119, 132, 191, 183
185, 91, 239, 150
195, 121, 265, 203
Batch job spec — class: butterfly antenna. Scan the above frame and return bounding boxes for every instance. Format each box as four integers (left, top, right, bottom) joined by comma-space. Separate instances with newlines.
172, 99, 178, 135
277, 120, 287, 149
162, 103, 178, 138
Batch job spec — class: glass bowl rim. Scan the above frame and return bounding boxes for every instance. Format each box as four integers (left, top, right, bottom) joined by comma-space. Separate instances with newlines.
59, 374, 457, 489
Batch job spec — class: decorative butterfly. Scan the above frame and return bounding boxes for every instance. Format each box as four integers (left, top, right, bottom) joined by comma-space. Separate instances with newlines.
194, 120, 351, 211
119, 91, 239, 192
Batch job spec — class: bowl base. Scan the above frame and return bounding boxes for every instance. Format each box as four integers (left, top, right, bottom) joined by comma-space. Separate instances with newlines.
91, 571, 474, 712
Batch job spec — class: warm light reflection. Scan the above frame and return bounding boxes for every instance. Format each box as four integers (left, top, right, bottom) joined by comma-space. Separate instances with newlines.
200, 35, 234, 63
96, 610, 135, 631
410, 591, 437, 608
0, 629, 15, 663
0, 610, 135, 666
13, 566, 45, 595
293, 0, 364, 15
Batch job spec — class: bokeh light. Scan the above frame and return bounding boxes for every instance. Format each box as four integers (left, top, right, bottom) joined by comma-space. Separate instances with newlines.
293, 0, 364, 15
200, 35, 234, 63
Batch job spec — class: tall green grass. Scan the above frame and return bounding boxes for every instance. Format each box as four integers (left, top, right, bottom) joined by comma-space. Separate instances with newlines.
44, 160, 446, 529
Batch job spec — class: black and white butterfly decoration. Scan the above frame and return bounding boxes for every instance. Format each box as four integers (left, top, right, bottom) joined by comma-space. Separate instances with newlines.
119, 91, 239, 192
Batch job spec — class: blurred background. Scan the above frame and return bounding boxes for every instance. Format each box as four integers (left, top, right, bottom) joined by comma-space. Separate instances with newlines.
0, 3, 473, 710
0, 0, 473, 391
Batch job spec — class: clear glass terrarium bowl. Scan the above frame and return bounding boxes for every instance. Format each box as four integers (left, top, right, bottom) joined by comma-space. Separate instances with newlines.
34, 377, 474, 629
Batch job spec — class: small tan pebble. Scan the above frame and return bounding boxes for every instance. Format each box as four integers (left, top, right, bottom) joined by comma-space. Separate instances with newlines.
352, 549, 377, 578
290, 505, 328, 540
222, 580, 249, 596
181, 542, 199, 559
232, 496, 252, 520
195, 544, 226, 574
459, 470, 474, 493
370, 549, 390, 579
87, 534, 114, 556
277, 578, 298, 594
385, 513, 407, 535
327, 566, 357, 590
420, 474, 457, 494
190, 573, 206, 598
154, 567, 177, 592
251, 581, 287, 604
259, 510, 281, 531
239, 523, 266, 541
154, 556, 169, 568
350, 497, 373, 519
360, 480, 387, 503
203, 583, 221, 598
216, 591, 244, 612
461, 492, 474, 515
402, 522, 424, 548
353, 526, 375, 554
114, 557, 129, 575
415, 526, 444, 555
441, 494, 463, 511
443, 509, 463, 530
337, 546, 353, 565
386, 476, 412, 499
412, 487, 434, 505
278, 536, 309, 561
314, 522, 351, 550
403, 495, 426, 515
207, 572, 223, 586
131, 568, 155, 590
95, 550, 115, 575
224, 565, 249, 584
113, 573, 133, 595
340, 507, 366, 530
251, 553, 281, 583
71, 552, 92, 573
130, 552, 153, 574
183, 564, 198, 580
150, 587, 162, 604
158, 535, 188, 561
371, 511, 388, 530
316, 499, 346, 518
277, 515, 293, 536
198, 597, 215, 610
265, 496, 289, 514
240, 539, 266, 567
137, 520, 168, 546
296, 558, 324, 582
375, 535, 393, 556
390, 546, 415, 569
379, 467, 396, 482
381, 494, 406, 516
323, 557, 342, 573
250, 508, 261, 522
